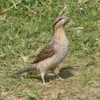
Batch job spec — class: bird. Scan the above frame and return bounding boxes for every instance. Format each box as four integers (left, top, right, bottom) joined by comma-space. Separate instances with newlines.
12, 16, 70, 85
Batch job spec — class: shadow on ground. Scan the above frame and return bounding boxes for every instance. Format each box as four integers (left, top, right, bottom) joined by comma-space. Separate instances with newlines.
59, 66, 74, 79
26, 66, 78, 82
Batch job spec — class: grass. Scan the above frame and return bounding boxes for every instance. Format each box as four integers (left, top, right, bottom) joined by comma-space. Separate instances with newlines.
0, 0, 100, 100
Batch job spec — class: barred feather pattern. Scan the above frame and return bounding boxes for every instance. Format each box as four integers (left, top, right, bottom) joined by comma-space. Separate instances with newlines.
12, 64, 36, 77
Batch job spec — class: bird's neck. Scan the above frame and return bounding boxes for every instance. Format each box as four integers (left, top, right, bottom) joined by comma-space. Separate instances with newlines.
53, 26, 66, 40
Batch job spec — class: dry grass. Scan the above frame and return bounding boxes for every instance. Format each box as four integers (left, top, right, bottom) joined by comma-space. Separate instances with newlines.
0, 0, 100, 100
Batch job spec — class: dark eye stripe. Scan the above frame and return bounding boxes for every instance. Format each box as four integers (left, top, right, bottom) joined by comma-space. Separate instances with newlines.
53, 17, 64, 27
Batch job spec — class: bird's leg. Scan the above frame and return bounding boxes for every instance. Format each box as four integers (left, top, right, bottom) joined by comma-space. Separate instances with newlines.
51, 67, 63, 81
40, 72, 51, 87
40, 72, 46, 84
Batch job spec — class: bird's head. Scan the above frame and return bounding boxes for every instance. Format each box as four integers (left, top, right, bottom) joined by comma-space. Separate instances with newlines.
53, 16, 69, 30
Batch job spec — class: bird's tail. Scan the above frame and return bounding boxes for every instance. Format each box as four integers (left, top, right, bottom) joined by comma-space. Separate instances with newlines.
12, 64, 36, 77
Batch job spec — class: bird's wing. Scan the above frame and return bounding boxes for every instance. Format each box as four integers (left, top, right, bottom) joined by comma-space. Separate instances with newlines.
33, 41, 55, 64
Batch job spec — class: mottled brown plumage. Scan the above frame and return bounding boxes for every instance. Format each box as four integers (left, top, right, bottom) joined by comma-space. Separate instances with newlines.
33, 41, 55, 64
12, 16, 70, 86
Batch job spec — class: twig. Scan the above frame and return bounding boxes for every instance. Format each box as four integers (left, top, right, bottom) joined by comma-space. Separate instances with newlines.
22, 4, 32, 12
0, 1, 22, 15
0, 0, 37, 16
59, 5, 67, 15
22, 4, 37, 16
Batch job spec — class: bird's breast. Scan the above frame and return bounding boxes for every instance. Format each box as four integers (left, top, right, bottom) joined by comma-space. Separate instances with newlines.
52, 38, 69, 64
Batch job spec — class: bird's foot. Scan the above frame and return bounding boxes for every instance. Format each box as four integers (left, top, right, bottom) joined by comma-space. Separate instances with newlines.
43, 82, 51, 87
56, 76, 64, 81
38, 82, 51, 87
